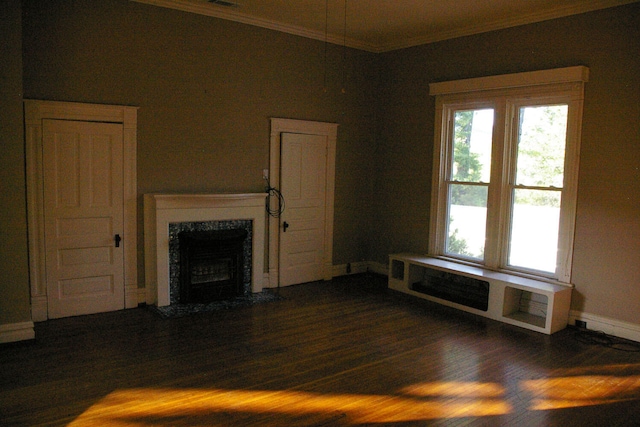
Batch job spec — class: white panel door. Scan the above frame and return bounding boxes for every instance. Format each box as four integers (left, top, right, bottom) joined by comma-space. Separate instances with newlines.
279, 133, 328, 286
43, 119, 125, 318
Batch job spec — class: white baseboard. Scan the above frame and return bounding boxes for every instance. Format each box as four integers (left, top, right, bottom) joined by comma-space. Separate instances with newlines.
570, 310, 640, 343
0, 321, 35, 344
366, 261, 389, 276
332, 261, 389, 277
263, 261, 386, 288
332, 261, 370, 277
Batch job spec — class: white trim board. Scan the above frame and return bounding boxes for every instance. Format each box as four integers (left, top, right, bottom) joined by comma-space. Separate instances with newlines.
429, 66, 589, 95
570, 311, 640, 343
0, 321, 35, 344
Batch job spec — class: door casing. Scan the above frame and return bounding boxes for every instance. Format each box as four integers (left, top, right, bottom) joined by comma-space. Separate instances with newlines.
268, 118, 338, 287
24, 100, 138, 321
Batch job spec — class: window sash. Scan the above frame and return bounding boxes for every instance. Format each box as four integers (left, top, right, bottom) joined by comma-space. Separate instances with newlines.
429, 68, 586, 284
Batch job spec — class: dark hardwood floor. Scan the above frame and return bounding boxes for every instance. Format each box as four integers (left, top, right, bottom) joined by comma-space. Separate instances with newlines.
2, 273, 640, 426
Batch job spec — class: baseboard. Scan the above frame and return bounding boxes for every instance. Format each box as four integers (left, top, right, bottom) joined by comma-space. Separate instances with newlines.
263, 261, 389, 289
331, 261, 389, 278
0, 321, 35, 344
332, 261, 369, 277
569, 310, 640, 343
366, 261, 389, 276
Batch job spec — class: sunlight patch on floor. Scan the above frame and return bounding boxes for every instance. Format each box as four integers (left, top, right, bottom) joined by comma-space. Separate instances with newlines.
522, 375, 640, 410
69, 386, 511, 425
401, 381, 505, 398
68, 372, 640, 425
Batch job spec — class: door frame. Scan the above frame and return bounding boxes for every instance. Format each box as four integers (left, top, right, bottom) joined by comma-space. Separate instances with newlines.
24, 100, 138, 321
268, 118, 338, 287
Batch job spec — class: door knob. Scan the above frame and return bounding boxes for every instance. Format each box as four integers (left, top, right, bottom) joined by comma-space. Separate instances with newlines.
283, 221, 289, 232
115, 234, 121, 247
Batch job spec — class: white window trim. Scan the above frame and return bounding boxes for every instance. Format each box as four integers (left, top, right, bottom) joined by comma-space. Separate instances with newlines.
428, 67, 588, 284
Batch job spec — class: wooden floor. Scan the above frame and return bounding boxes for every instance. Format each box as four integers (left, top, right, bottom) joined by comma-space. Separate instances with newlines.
2, 273, 640, 426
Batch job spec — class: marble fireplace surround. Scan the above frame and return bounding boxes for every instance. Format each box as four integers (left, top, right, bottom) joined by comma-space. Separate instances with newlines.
144, 193, 267, 307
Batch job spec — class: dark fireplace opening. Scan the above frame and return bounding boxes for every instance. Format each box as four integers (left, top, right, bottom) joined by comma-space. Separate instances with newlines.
179, 228, 248, 304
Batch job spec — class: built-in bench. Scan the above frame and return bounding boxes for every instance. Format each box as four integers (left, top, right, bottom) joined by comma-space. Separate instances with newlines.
388, 253, 573, 334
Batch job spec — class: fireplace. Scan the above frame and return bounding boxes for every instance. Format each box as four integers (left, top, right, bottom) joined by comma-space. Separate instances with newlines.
144, 193, 268, 307
179, 229, 248, 303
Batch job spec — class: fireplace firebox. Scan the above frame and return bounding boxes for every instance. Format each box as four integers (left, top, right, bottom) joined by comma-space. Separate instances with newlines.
178, 229, 248, 303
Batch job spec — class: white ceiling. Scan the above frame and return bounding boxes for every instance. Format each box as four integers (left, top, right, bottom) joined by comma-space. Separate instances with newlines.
133, 0, 637, 52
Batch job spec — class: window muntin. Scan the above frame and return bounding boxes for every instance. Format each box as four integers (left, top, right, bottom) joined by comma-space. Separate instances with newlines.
429, 67, 587, 283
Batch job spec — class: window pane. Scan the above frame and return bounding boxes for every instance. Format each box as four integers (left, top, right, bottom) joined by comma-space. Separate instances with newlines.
447, 184, 487, 259
452, 109, 493, 184
516, 105, 568, 187
508, 189, 561, 273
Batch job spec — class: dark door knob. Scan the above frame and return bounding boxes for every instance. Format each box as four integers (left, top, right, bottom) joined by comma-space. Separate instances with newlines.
283, 221, 289, 232
115, 234, 121, 247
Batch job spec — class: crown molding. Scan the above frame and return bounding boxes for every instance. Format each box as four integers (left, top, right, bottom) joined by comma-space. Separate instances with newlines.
379, 0, 638, 52
131, 0, 638, 53
130, 0, 379, 52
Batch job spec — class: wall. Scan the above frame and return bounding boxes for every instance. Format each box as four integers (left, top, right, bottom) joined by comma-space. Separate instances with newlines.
7, 1, 639, 334
374, 3, 640, 326
21, 0, 380, 290
0, 0, 31, 328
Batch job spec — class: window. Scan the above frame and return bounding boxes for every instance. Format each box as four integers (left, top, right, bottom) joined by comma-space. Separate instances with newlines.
429, 67, 588, 283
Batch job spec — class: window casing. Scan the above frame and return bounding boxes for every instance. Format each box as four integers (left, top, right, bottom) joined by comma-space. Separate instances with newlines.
429, 67, 588, 284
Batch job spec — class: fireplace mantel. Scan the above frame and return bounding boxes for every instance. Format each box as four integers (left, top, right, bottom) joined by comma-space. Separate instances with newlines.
144, 193, 267, 307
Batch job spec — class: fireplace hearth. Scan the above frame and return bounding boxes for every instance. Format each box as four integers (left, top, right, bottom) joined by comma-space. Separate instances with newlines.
179, 229, 248, 304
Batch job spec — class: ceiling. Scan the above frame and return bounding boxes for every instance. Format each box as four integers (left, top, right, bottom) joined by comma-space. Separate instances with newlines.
132, 0, 637, 52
